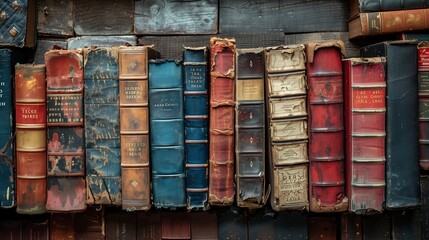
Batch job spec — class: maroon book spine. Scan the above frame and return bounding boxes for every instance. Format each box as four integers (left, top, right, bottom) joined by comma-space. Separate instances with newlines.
306, 41, 348, 213
418, 42, 429, 171
208, 37, 236, 206
343, 57, 386, 213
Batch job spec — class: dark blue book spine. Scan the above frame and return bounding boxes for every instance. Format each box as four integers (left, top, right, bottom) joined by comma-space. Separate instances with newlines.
149, 59, 185, 209
183, 47, 209, 210
84, 47, 121, 205
0, 49, 14, 208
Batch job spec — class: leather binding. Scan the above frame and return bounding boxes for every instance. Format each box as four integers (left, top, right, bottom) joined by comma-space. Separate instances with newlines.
348, 8, 429, 40
190, 212, 218, 240
350, 0, 429, 16
183, 46, 209, 211
218, 208, 247, 240
235, 48, 267, 209
0, 0, 36, 48
45, 49, 86, 212
361, 40, 421, 209
15, 63, 47, 214
343, 57, 386, 214
21, 219, 50, 240
137, 212, 162, 240
74, 207, 105, 240
161, 212, 191, 240
341, 213, 362, 240
50, 213, 75, 240
361, 214, 391, 240
149, 59, 186, 209
421, 176, 429, 239
308, 216, 337, 240
0, 49, 14, 208
265, 44, 309, 211
119, 46, 160, 211
418, 42, 429, 171
84, 47, 121, 205
105, 211, 137, 240
306, 41, 348, 213
209, 37, 236, 206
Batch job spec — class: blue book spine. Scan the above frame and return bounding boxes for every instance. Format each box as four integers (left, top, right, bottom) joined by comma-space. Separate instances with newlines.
149, 59, 185, 209
183, 47, 209, 210
0, 49, 14, 208
84, 47, 121, 205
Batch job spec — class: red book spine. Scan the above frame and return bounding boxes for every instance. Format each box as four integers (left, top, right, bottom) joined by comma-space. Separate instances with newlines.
306, 42, 348, 212
209, 37, 236, 205
343, 57, 386, 213
418, 42, 429, 171
15, 64, 47, 214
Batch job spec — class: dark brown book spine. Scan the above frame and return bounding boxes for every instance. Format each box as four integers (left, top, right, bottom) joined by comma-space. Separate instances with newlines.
306, 41, 348, 213
418, 42, 429, 171
343, 57, 386, 213
50, 213, 75, 240
119, 46, 160, 211
161, 212, 191, 240
308, 216, 337, 240
265, 45, 309, 211
209, 37, 236, 206
74, 207, 105, 240
45, 49, 86, 212
15, 63, 47, 215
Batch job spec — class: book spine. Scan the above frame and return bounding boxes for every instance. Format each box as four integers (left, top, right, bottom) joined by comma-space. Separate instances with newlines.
235, 48, 266, 209
209, 37, 236, 206
183, 46, 209, 211
421, 175, 429, 239
161, 212, 191, 239
45, 49, 86, 212
358, 0, 429, 12
306, 41, 348, 213
105, 212, 137, 240
15, 63, 47, 214
418, 42, 429, 171
137, 212, 162, 240
74, 206, 105, 239
119, 46, 159, 211
50, 213, 75, 240
149, 59, 186, 209
265, 45, 309, 211
0, 49, 14, 208
343, 57, 386, 214
84, 47, 121, 205
361, 41, 420, 209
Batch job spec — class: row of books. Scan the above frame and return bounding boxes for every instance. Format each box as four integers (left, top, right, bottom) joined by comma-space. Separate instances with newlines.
0, 36, 425, 216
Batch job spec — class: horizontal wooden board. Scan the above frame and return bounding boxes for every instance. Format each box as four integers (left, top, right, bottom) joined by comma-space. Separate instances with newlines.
134, 0, 218, 35
74, 0, 133, 35
67, 36, 136, 49
140, 32, 284, 60
37, 0, 74, 37
34, 39, 67, 64
284, 32, 360, 58
220, 0, 348, 34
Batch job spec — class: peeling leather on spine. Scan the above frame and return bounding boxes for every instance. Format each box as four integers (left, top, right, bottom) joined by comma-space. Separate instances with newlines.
306, 40, 346, 63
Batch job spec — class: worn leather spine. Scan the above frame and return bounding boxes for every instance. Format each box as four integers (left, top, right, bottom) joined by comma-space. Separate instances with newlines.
15, 63, 47, 214
357, 0, 429, 12
306, 41, 348, 213
209, 37, 236, 206
84, 47, 121, 206
235, 48, 267, 209
149, 59, 186, 209
183, 46, 210, 211
343, 57, 386, 214
161, 212, 191, 239
418, 42, 429, 171
45, 49, 86, 212
119, 46, 160, 211
361, 40, 421, 209
265, 44, 309, 211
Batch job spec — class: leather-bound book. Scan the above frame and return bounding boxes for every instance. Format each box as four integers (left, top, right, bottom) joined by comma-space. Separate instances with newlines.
343, 57, 386, 213
74, 206, 105, 240
0, 49, 15, 208
119, 46, 160, 211
308, 216, 337, 240
84, 47, 121, 205
209, 37, 236, 206
45, 49, 86, 212
421, 175, 429, 239
15, 63, 47, 214
137, 212, 162, 240
349, 0, 429, 18
306, 41, 348, 213
149, 59, 186, 209
361, 40, 421, 209
418, 42, 429, 171
265, 44, 309, 211
161, 212, 191, 239
105, 211, 136, 240
50, 213, 75, 240
235, 48, 267, 209
190, 212, 218, 240
183, 46, 210, 211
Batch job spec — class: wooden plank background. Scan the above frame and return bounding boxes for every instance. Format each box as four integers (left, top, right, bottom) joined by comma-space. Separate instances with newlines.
37, 0, 74, 37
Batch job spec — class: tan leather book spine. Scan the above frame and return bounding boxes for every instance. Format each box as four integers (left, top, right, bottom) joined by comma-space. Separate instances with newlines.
119, 46, 160, 211
15, 63, 47, 215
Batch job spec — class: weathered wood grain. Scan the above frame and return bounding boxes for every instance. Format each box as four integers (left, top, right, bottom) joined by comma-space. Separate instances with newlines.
220, 0, 348, 34
284, 32, 360, 58
134, 0, 218, 35
67, 36, 136, 49
37, 0, 74, 37
140, 32, 284, 59
74, 0, 133, 35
